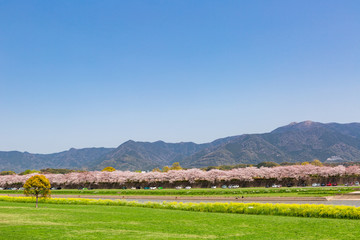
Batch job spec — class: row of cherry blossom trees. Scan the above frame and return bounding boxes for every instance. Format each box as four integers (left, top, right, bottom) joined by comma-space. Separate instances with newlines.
1, 165, 360, 187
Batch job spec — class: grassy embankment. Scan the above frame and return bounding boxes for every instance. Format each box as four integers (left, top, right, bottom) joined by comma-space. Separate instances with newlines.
0, 201, 359, 240
2, 195, 360, 219
1, 186, 357, 197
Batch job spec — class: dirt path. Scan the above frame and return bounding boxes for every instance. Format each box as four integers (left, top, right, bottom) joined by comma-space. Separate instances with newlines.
0, 193, 329, 201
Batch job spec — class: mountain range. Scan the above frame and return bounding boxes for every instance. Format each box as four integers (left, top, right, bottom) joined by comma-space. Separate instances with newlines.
1, 121, 360, 172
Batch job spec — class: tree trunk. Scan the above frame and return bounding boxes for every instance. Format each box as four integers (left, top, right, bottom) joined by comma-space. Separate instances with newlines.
36, 196, 38, 208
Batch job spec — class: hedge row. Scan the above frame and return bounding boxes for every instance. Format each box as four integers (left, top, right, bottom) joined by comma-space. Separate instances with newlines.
1, 196, 360, 220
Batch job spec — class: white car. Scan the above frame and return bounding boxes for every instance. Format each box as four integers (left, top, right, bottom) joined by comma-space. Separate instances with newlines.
211, 186, 217, 189
312, 183, 320, 187
175, 186, 183, 189
185, 186, 191, 189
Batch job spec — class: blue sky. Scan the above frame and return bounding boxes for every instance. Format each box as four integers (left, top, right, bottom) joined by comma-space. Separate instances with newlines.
1, 1, 359, 153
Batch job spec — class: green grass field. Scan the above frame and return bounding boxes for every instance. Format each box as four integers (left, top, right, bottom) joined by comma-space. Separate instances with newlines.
0, 201, 359, 240
1, 186, 358, 197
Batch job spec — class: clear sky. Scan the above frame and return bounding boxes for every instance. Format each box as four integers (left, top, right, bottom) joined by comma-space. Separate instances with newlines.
1, 1, 359, 153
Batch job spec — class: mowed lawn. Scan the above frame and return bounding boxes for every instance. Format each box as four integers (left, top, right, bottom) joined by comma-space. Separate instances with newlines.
0, 201, 359, 240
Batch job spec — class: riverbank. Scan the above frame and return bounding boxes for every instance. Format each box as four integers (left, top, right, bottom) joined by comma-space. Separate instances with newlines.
2, 193, 359, 201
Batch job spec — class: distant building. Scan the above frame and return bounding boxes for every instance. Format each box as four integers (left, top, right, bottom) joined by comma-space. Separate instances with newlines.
325, 156, 344, 163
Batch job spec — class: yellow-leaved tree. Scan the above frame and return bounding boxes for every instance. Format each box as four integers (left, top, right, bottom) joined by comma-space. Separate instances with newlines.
311, 159, 323, 167
23, 175, 51, 208
170, 162, 183, 170
102, 167, 116, 172
162, 166, 170, 172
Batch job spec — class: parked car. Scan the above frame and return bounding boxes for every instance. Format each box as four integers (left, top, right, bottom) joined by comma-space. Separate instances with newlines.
229, 185, 239, 189
321, 183, 326, 186
221, 185, 227, 189
355, 181, 360, 186
130, 187, 136, 190
185, 186, 191, 189
272, 184, 281, 188
158, 187, 163, 189
211, 186, 216, 189
175, 186, 183, 189
11, 188, 18, 190
0, 187, 3, 190
332, 183, 338, 186
326, 183, 332, 186
312, 183, 320, 187
149, 187, 156, 190
144, 187, 150, 190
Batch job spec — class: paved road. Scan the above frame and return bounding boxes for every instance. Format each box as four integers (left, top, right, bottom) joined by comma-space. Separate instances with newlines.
56, 195, 359, 207
90, 198, 360, 207
1, 193, 359, 207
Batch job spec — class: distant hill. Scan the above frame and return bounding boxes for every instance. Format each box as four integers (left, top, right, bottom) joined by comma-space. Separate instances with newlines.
1, 121, 360, 172
0, 148, 114, 172
184, 121, 360, 168
88, 140, 212, 171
